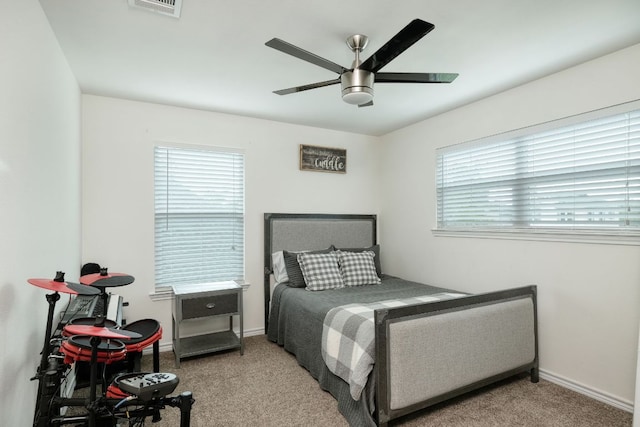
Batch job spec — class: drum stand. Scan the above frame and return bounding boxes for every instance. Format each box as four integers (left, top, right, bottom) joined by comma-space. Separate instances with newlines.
32, 291, 61, 427
31, 272, 100, 427
51, 391, 195, 427
30, 272, 194, 427
88, 336, 105, 427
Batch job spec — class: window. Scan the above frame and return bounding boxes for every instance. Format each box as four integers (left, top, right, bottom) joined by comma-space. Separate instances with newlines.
436, 104, 640, 240
154, 145, 244, 289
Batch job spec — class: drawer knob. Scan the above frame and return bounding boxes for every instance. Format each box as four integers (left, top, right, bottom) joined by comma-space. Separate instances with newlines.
206, 303, 216, 309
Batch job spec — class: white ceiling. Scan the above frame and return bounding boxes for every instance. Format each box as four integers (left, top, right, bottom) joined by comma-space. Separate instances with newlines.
39, 0, 640, 136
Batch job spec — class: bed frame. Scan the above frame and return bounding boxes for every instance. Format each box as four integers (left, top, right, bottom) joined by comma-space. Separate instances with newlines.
264, 213, 538, 426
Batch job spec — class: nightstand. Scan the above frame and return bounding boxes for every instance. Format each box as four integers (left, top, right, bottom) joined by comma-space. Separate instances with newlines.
171, 281, 243, 367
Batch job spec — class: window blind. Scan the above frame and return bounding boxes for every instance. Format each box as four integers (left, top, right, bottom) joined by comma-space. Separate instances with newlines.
154, 146, 245, 288
436, 107, 640, 234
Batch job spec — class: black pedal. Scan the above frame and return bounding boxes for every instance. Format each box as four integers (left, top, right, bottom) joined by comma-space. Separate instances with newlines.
117, 372, 179, 401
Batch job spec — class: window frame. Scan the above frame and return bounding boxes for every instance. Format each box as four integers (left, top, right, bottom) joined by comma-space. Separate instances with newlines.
153, 143, 246, 293
433, 100, 640, 246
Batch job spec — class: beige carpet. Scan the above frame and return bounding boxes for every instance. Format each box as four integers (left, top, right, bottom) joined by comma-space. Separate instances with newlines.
137, 335, 632, 427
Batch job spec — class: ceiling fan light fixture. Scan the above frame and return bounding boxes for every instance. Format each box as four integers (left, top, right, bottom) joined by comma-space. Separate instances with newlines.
341, 69, 374, 105
342, 88, 373, 105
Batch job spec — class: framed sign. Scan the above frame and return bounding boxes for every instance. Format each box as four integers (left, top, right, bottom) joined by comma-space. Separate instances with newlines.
299, 144, 347, 173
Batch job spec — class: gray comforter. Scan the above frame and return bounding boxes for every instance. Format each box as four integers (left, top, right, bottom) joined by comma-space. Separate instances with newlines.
267, 275, 452, 427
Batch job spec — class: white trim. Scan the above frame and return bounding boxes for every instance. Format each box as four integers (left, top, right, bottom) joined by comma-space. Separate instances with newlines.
432, 228, 640, 246
154, 140, 245, 155
539, 369, 634, 413
242, 327, 265, 337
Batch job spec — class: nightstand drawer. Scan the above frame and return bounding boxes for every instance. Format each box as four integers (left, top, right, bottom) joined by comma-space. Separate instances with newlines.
181, 293, 238, 319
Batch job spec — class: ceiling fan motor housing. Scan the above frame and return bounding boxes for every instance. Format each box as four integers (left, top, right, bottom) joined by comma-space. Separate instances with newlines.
341, 69, 374, 105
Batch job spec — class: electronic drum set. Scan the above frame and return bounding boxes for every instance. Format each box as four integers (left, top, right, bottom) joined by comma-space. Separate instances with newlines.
29, 269, 194, 427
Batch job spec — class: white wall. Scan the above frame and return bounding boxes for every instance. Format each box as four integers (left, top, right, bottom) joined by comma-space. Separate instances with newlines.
0, 1, 82, 424
379, 43, 640, 408
81, 95, 380, 342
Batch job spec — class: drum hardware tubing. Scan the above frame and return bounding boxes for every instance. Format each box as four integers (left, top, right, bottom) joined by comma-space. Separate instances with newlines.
87, 335, 102, 427
38, 373, 196, 426
177, 392, 194, 427
33, 291, 62, 427
48, 394, 195, 426
40, 292, 61, 373
100, 291, 110, 318
48, 415, 90, 426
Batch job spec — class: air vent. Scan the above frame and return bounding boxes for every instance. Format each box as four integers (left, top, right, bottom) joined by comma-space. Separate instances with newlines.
128, 0, 182, 18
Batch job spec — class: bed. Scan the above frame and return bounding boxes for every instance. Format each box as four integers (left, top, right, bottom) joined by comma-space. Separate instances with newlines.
263, 213, 538, 426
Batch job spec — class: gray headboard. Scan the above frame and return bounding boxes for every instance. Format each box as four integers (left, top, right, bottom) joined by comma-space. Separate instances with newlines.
263, 213, 377, 330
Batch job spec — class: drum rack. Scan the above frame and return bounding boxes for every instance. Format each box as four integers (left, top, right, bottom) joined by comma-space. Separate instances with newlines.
30, 271, 195, 427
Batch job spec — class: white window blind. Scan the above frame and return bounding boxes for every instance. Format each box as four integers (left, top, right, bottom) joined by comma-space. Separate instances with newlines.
436, 107, 640, 235
154, 145, 245, 288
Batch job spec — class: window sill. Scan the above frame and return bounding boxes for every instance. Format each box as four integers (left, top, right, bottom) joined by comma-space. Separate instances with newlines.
149, 282, 251, 302
432, 228, 640, 246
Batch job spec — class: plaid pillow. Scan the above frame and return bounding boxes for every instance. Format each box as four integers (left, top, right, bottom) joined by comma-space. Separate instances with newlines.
297, 252, 344, 291
283, 246, 334, 288
335, 244, 382, 277
336, 250, 381, 287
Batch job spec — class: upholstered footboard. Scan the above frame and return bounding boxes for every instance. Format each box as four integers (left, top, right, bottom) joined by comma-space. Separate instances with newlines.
374, 285, 538, 426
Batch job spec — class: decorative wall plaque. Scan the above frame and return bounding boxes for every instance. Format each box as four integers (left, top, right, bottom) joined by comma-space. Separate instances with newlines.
299, 144, 347, 173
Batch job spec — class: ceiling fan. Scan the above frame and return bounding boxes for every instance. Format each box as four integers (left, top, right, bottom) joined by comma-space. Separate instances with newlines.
265, 19, 458, 107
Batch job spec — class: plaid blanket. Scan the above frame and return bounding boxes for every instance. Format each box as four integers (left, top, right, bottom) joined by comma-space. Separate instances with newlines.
321, 292, 466, 401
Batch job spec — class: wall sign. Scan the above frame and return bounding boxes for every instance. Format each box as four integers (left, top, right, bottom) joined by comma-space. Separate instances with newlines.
299, 144, 347, 174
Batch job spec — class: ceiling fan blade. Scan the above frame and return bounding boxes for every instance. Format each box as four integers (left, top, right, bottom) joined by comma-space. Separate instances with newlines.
266, 38, 347, 75
273, 78, 341, 95
358, 100, 374, 108
375, 72, 458, 83
360, 19, 435, 73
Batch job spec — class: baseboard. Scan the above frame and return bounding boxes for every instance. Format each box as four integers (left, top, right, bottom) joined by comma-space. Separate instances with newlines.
539, 369, 634, 413
243, 327, 265, 337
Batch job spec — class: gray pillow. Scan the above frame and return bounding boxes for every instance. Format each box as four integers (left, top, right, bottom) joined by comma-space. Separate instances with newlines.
283, 246, 334, 288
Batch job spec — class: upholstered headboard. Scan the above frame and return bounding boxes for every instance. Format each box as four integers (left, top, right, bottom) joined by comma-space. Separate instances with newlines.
263, 213, 377, 330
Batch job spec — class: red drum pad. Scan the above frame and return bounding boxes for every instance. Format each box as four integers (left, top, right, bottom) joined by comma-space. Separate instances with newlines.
28, 278, 100, 295
60, 335, 126, 365
62, 318, 117, 337
62, 324, 141, 340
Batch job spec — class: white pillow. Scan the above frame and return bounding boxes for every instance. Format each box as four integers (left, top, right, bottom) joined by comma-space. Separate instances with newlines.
271, 251, 289, 283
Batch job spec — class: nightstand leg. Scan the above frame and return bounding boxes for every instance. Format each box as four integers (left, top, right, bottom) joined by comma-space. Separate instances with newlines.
173, 314, 181, 368
239, 289, 244, 355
